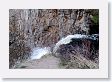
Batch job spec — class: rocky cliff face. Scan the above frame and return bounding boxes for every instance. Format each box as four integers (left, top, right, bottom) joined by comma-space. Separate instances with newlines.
9, 9, 99, 68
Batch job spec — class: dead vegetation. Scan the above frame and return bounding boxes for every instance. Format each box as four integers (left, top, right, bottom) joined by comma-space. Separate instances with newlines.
9, 9, 99, 69
56, 39, 99, 69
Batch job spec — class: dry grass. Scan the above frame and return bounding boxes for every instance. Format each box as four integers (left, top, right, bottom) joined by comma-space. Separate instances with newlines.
59, 54, 98, 69
56, 39, 99, 69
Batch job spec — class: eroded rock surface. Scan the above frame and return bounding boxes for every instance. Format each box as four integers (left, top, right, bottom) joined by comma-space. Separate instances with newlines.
9, 9, 99, 68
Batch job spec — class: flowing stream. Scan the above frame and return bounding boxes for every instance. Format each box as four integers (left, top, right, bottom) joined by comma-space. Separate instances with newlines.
30, 34, 95, 60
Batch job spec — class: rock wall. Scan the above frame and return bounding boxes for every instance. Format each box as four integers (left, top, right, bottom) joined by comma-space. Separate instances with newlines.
9, 9, 99, 68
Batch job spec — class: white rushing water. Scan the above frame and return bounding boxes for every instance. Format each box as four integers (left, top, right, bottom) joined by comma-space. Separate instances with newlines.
31, 47, 51, 60
53, 34, 87, 53
30, 34, 88, 60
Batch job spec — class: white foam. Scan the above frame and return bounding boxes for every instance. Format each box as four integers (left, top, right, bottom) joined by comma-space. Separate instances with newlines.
53, 34, 87, 53
31, 47, 51, 60
30, 34, 88, 59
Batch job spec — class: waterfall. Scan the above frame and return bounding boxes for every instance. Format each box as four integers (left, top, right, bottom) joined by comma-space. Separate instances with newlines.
53, 34, 87, 53
30, 47, 51, 60
30, 34, 98, 60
